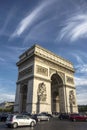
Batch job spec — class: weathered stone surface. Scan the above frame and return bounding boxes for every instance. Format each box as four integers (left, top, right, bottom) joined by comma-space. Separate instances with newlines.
14, 44, 78, 114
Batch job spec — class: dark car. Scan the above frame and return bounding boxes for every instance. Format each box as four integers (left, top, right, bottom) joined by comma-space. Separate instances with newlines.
52, 112, 59, 118
0, 113, 8, 122
59, 113, 69, 120
31, 114, 38, 122
21, 112, 31, 117
69, 113, 87, 122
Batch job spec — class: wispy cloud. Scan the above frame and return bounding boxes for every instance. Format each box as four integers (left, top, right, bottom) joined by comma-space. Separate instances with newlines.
77, 92, 87, 105
0, 46, 26, 64
59, 13, 87, 42
0, 78, 16, 103
75, 76, 87, 105
73, 53, 84, 65
23, 17, 55, 43
0, 82, 15, 103
70, 51, 87, 73
0, 7, 17, 37
75, 64, 87, 74
0, 78, 15, 90
69, 50, 86, 64
11, 0, 56, 39
0, 93, 15, 103
11, 1, 51, 38
75, 76, 87, 86
6, 46, 27, 54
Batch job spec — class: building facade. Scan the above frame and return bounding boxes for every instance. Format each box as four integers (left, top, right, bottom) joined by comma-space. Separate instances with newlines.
0, 101, 14, 109
14, 44, 78, 114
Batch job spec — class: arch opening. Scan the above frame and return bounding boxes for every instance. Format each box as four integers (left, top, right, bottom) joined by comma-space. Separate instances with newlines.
20, 85, 28, 112
51, 73, 63, 113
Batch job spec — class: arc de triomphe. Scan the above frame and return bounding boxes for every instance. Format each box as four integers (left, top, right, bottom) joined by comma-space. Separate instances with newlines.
14, 44, 78, 114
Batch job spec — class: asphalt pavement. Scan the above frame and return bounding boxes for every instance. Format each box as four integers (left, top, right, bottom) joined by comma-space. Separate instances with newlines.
0, 118, 87, 130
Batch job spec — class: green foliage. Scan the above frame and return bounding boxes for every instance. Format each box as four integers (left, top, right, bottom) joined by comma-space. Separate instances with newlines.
0, 108, 3, 112
0, 106, 14, 113
78, 105, 87, 112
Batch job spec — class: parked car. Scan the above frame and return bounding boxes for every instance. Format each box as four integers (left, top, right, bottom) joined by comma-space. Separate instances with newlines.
40, 112, 53, 118
37, 113, 50, 121
21, 112, 31, 117
59, 113, 69, 120
6, 114, 36, 128
69, 113, 87, 122
52, 112, 59, 118
31, 114, 38, 122
0, 113, 8, 122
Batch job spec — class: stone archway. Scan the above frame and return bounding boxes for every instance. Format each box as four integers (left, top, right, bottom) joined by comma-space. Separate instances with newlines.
14, 44, 78, 114
20, 84, 28, 112
51, 73, 63, 113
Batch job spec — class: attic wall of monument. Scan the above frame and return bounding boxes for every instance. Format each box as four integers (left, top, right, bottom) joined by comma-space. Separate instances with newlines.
18, 65, 33, 80
17, 57, 34, 81
35, 56, 74, 76
35, 56, 75, 87
35, 45, 73, 68
17, 55, 75, 86
18, 57, 34, 70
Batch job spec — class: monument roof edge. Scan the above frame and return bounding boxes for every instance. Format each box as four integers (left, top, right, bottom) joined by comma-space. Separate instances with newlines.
18, 44, 74, 68
34, 44, 74, 66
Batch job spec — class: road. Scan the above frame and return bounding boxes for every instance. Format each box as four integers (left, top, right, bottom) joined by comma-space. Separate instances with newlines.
0, 118, 87, 130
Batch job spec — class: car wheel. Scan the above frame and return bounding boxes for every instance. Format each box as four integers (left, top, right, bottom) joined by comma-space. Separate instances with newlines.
85, 119, 87, 121
73, 118, 76, 122
30, 121, 35, 127
38, 118, 40, 121
6, 124, 11, 128
59, 117, 63, 120
47, 118, 49, 121
13, 122, 18, 128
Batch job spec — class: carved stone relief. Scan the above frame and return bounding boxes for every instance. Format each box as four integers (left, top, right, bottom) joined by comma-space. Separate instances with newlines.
36, 57, 74, 75
37, 82, 47, 102
66, 76, 74, 84
36, 65, 48, 76
69, 90, 75, 105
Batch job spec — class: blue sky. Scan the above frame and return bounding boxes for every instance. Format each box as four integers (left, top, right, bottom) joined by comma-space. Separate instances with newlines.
0, 0, 87, 105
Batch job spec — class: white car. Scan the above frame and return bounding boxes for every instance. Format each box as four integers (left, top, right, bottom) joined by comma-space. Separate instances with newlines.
6, 114, 36, 128
37, 114, 50, 121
